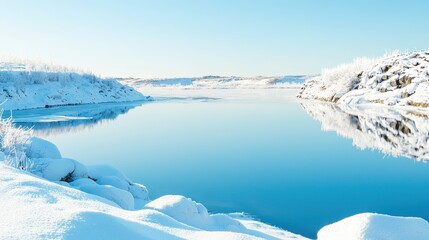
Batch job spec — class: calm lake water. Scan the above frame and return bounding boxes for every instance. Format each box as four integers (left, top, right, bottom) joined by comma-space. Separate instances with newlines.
10, 89, 429, 238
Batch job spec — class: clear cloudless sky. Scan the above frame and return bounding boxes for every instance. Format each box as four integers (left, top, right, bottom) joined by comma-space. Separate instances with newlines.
0, 0, 428, 78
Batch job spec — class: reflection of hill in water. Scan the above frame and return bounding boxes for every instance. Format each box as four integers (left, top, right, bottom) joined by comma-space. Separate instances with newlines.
300, 102, 429, 161
5, 102, 145, 136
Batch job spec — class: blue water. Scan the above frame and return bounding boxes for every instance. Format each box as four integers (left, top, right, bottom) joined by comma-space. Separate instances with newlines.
14, 91, 429, 239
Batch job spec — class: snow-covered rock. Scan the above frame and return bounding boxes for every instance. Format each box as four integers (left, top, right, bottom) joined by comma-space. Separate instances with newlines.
298, 51, 429, 108
0, 61, 150, 110
96, 176, 130, 191
318, 213, 429, 240
79, 184, 135, 210
300, 102, 429, 161
26, 137, 62, 159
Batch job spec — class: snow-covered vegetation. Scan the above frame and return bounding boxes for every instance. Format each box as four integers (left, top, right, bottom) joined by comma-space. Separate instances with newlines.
0, 61, 150, 110
298, 51, 429, 108
301, 101, 429, 161
0, 114, 33, 170
120, 75, 305, 90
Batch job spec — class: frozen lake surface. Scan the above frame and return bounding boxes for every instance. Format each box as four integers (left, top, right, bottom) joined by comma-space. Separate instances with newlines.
9, 89, 429, 239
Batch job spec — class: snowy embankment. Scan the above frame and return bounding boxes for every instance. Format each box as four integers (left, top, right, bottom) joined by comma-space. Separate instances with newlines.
297, 51, 429, 109
0, 61, 149, 110
300, 102, 429, 161
1, 121, 429, 239
120, 75, 305, 90
0, 119, 307, 239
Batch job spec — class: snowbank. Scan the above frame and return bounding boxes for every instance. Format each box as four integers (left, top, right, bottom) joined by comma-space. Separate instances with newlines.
0, 163, 308, 240
318, 213, 429, 240
0, 61, 150, 110
298, 51, 429, 108
120, 75, 305, 90
300, 101, 429, 161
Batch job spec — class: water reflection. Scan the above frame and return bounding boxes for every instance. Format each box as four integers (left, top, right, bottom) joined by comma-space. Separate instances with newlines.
300, 101, 429, 161
4, 101, 146, 136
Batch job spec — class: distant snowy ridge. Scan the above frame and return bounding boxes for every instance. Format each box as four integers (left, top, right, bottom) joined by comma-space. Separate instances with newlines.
120, 75, 305, 90
297, 51, 429, 108
301, 101, 429, 161
0, 61, 149, 110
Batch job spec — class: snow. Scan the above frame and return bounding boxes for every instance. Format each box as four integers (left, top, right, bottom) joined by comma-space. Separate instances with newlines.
120, 75, 305, 91
26, 137, 62, 159
0, 61, 150, 110
318, 213, 429, 240
0, 163, 308, 239
79, 184, 135, 210
298, 51, 429, 109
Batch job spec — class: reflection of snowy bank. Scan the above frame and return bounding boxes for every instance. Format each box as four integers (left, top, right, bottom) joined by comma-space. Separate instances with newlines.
301, 101, 429, 161
3, 102, 145, 136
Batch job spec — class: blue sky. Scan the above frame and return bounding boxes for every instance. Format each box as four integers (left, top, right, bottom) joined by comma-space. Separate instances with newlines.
0, 0, 428, 78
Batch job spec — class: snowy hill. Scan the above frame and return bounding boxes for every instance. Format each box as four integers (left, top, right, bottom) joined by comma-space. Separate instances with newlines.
0, 61, 149, 110
297, 51, 429, 109
119, 75, 305, 90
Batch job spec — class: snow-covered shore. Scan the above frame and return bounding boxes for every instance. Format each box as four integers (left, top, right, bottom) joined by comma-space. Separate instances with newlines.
0, 62, 150, 110
0, 133, 308, 239
1, 122, 429, 239
297, 51, 429, 109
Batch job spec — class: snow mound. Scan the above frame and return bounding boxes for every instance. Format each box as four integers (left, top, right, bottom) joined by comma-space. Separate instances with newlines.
25, 159, 149, 208
300, 102, 429, 161
79, 184, 135, 210
26, 137, 62, 159
298, 51, 429, 108
0, 61, 150, 110
318, 213, 429, 240
120, 75, 305, 90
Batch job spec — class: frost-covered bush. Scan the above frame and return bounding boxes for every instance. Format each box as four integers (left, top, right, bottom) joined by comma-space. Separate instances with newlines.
297, 57, 378, 101
0, 111, 33, 170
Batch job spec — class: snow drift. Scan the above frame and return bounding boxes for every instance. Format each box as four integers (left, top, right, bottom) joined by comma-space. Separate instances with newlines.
297, 51, 429, 108
0, 61, 150, 110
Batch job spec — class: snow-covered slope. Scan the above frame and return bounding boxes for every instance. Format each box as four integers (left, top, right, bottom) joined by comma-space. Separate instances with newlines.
0, 62, 149, 110
297, 51, 429, 108
120, 75, 305, 90
300, 101, 429, 161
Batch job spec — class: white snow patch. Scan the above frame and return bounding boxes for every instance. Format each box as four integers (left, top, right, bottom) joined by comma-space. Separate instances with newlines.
318, 213, 429, 240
